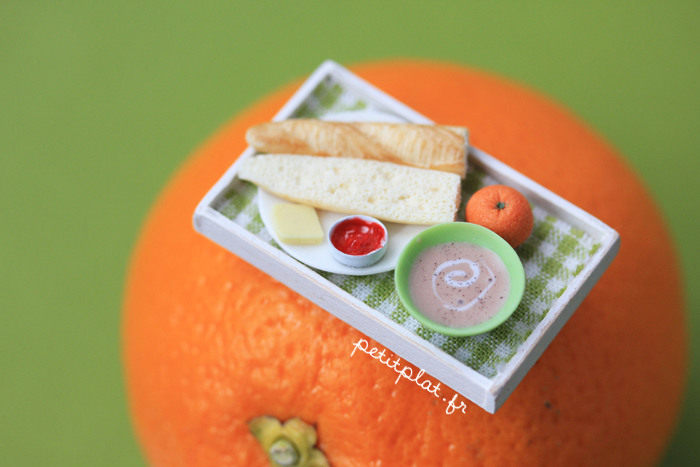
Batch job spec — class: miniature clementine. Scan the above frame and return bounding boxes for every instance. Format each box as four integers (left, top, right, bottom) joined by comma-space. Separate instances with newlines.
466, 184, 534, 248
123, 62, 686, 466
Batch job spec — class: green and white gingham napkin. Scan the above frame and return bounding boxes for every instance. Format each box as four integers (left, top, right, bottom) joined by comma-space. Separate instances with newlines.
213, 77, 601, 379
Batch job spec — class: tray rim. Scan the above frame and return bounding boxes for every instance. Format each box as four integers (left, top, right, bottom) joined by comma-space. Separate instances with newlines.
193, 60, 620, 413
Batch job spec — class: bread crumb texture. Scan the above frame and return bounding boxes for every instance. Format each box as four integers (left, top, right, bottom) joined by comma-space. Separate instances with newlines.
238, 154, 461, 225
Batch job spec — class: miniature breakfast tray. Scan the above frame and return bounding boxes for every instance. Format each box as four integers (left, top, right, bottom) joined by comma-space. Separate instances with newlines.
193, 60, 620, 413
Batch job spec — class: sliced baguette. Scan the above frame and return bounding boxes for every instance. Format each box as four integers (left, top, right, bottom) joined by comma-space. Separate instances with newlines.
238, 155, 461, 225
246, 120, 469, 178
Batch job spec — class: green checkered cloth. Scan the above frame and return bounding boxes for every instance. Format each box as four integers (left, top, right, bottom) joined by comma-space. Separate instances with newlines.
213, 77, 601, 379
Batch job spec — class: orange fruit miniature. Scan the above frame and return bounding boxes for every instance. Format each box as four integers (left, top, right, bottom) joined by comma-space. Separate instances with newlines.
466, 184, 534, 248
123, 62, 687, 466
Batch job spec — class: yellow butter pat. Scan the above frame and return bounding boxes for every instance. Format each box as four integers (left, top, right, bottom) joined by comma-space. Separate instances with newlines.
272, 203, 324, 245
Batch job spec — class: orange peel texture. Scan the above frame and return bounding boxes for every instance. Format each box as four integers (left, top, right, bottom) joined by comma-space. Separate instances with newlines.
123, 61, 687, 467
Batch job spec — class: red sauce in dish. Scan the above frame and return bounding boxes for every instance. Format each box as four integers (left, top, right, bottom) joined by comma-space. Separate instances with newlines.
331, 217, 386, 256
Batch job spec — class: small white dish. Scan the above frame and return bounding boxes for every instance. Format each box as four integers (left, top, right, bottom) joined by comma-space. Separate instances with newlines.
328, 215, 388, 268
257, 189, 428, 275
255, 107, 427, 276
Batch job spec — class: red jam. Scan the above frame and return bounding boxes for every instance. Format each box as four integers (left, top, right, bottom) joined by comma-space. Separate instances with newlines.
331, 217, 386, 256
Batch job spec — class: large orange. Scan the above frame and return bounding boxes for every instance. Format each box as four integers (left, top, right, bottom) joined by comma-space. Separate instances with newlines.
123, 61, 687, 466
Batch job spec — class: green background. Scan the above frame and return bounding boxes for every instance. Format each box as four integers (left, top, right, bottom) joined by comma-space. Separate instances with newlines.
1, 1, 698, 465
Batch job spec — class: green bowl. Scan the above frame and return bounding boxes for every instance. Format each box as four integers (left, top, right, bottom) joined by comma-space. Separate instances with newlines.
395, 222, 525, 337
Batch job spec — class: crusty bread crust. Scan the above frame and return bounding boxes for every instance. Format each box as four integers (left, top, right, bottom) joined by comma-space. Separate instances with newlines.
246, 120, 468, 178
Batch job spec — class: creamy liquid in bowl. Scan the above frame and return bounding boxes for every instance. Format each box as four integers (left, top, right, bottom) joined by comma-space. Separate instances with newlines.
408, 242, 511, 328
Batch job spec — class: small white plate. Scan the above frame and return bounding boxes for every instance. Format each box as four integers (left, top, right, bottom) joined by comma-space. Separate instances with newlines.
258, 189, 427, 275
256, 108, 426, 275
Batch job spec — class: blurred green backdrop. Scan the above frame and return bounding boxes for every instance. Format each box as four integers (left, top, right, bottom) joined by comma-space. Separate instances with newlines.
1, 1, 698, 465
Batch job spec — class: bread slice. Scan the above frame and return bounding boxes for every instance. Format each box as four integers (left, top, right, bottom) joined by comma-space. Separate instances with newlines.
238, 155, 462, 225
245, 120, 469, 178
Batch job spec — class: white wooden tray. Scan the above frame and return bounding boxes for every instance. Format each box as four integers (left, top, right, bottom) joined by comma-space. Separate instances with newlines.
193, 60, 620, 413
